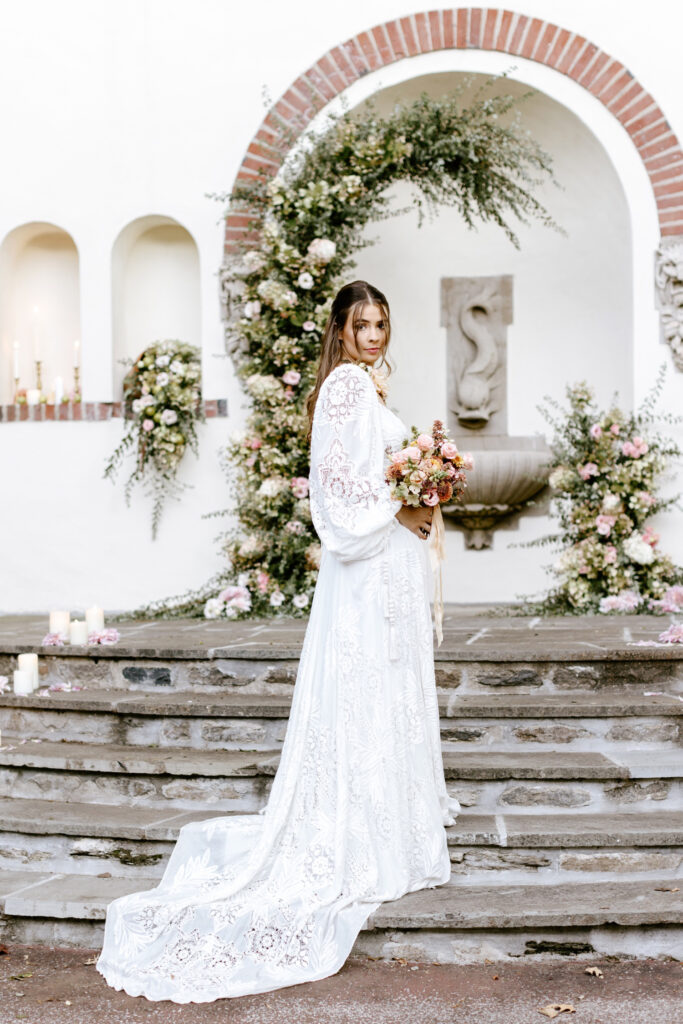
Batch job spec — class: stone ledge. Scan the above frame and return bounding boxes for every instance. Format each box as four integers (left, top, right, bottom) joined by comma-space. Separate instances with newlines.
1, 689, 681, 718
1, 871, 680, 929
0, 741, 678, 780
0, 799, 681, 847
0, 399, 228, 423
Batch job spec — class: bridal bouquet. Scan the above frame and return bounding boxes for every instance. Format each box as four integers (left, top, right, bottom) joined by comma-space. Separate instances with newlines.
385, 420, 473, 645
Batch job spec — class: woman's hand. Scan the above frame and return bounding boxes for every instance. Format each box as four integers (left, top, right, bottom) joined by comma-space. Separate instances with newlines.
396, 504, 434, 540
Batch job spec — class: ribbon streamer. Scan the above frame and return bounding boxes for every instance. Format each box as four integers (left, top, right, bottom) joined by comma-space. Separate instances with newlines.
428, 503, 446, 646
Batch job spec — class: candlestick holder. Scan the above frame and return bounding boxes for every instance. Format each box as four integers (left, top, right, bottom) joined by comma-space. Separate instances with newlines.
13, 376, 20, 403
73, 365, 81, 402
35, 359, 43, 392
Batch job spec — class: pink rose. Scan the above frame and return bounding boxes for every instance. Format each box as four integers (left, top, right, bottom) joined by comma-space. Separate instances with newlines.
291, 476, 309, 499
248, 437, 262, 450
402, 446, 421, 462
282, 370, 301, 386
142, 419, 155, 432
589, 424, 603, 439
423, 490, 440, 506
302, 321, 316, 332
461, 452, 474, 470
610, 423, 620, 435
256, 571, 270, 594
441, 441, 459, 459
578, 462, 599, 480
416, 434, 434, 452
604, 545, 617, 564
642, 525, 659, 547
245, 455, 256, 468
595, 514, 616, 536
390, 450, 409, 465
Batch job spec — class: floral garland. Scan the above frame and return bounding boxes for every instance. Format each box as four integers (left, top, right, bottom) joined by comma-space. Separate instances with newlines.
104, 340, 204, 539
130, 85, 560, 620
514, 370, 683, 615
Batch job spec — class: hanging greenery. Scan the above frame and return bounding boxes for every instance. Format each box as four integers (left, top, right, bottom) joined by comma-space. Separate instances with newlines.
510, 366, 683, 615
132, 80, 560, 620
104, 339, 204, 539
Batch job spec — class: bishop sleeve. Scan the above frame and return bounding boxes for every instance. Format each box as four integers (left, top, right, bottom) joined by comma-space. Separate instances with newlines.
309, 363, 403, 563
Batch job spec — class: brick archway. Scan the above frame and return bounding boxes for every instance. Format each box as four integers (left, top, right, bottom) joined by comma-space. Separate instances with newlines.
225, 7, 683, 252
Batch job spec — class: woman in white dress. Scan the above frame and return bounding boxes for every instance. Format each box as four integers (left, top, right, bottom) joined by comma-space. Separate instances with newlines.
96, 279, 461, 1003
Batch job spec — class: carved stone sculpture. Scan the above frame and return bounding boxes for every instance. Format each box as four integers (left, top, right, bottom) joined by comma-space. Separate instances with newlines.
441, 275, 551, 549
655, 238, 683, 371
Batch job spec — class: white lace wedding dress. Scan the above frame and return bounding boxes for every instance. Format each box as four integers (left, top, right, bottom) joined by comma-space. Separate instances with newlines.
96, 361, 460, 1002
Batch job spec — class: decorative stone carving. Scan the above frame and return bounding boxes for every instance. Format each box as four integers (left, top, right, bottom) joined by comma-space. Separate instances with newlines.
441, 275, 551, 549
655, 237, 683, 371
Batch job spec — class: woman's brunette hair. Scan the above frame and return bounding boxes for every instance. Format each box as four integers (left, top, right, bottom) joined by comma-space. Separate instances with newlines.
305, 280, 392, 442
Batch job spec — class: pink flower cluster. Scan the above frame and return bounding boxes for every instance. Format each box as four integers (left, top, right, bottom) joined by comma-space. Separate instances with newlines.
290, 477, 309, 499
598, 590, 641, 613
641, 525, 659, 547
649, 584, 683, 613
659, 622, 683, 643
595, 514, 616, 537
386, 421, 473, 508
42, 632, 65, 646
218, 585, 251, 614
88, 628, 120, 646
622, 436, 648, 458
578, 462, 599, 480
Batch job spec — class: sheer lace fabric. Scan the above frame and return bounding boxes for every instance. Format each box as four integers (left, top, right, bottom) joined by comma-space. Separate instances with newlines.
96, 362, 460, 1002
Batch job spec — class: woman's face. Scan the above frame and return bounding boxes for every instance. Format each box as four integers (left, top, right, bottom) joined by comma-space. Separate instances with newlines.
339, 303, 387, 365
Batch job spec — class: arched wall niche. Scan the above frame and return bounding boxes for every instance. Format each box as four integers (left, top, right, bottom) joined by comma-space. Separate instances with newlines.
111, 215, 201, 394
0, 222, 81, 405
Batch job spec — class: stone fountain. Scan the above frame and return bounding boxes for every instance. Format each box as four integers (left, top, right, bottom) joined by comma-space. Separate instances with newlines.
441, 275, 551, 549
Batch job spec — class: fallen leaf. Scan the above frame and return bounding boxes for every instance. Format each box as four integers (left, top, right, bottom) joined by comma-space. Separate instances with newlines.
9, 973, 33, 980
585, 966, 604, 978
654, 886, 679, 892
539, 1004, 576, 1019
83, 956, 98, 966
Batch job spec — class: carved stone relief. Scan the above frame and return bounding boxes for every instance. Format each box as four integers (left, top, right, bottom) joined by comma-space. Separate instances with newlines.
655, 237, 683, 371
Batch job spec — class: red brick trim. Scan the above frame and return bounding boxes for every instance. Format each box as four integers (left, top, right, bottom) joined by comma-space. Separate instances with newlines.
225, 7, 682, 248
0, 400, 228, 424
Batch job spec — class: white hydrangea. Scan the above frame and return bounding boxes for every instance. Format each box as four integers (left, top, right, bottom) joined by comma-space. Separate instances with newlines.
623, 531, 655, 564
238, 534, 262, 556
258, 476, 290, 497
307, 238, 336, 264
169, 359, 184, 376
243, 250, 267, 274
257, 279, 298, 310
204, 597, 224, 619
601, 492, 622, 514
548, 466, 574, 490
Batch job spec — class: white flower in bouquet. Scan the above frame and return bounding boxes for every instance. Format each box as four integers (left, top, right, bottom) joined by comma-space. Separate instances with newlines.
238, 534, 263, 557
297, 271, 314, 290
257, 278, 298, 310
237, 572, 250, 587
292, 593, 309, 609
169, 359, 184, 376
155, 355, 171, 367
270, 590, 285, 607
204, 597, 224, 619
243, 249, 267, 273
156, 372, 170, 388
132, 397, 147, 415
244, 300, 262, 320
245, 373, 283, 402
601, 492, 622, 514
548, 466, 575, 490
623, 531, 655, 564
259, 476, 290, 498
160, 409, 178, 426
307, 238, 336, 264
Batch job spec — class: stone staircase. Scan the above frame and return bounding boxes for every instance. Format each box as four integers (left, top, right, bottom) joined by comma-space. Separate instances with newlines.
0, 612, 681, 962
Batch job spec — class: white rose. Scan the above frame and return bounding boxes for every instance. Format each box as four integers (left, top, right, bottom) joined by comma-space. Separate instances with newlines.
169, 360, 184, 376
204, 597, 224, 619
237, 572, 250, 587
244, 300, 261, 319
270, 590, 285, 607
297, 271, 314, 290
156, 372, 170, 388
292, 593, 309, 609
307, 238, 336, 264
155, 355, 171, 367
160, 409, 178, 425
623, 532, 655, 564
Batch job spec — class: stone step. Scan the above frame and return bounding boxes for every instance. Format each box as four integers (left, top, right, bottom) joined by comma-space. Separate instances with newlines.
1, 868, 680, 961
0, 740, 680, 813
1, 690, 680, 751
0, 799, 680, 885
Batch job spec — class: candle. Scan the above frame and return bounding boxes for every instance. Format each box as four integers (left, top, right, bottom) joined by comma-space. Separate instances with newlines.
13, 341, 20, 379
32, 306, 41, 361
74, 339, 80, 368
69, 620, 88, 645
54, 376, 64, 405
49, 610, 70, 636
17, 653, 39, 691
27, 388, 41, 405
85, 606, 105, 633
13, 669, 33, 696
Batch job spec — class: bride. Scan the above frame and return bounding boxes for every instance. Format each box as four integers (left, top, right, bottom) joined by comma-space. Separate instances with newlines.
96, 279, 461, 1003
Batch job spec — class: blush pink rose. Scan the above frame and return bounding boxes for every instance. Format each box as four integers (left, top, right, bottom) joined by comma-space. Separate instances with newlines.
423, 490, 440, 506
290, 476, 309, 499
142, 419, 155, 432
390, 450, 409, 464
578, 462, 599, 480
416, 434, 434, 451
441, 441, 459, 459
282, 370, 301, 386
610, 423, 620, 435
256, 571, 270, 594
461, 452, 474, 470
402, 446, 421, 462
589, 424, 603, 439
604, 545, 617, 564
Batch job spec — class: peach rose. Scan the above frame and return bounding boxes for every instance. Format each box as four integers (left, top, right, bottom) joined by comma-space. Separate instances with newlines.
441, 441, 459, 459
423, 490, 440, 506
402, 446, 421, 462
416, 433, 434, 451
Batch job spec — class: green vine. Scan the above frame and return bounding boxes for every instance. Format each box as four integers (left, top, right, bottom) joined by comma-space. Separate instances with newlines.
104, 339, 204, 539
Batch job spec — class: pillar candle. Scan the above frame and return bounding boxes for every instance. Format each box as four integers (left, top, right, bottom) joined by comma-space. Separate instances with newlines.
13, 669, 33, 695
69, 620, 88, 645
85, 606, 105, 633
27, 388, 41, 405
49, 610, 70, 636
74, 339, 80, 368
17, 653, 39, 691
13, 341, 20, 379
54, 376, 64, 405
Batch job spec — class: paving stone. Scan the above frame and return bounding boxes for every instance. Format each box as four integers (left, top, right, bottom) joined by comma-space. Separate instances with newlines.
499, 785, 593, 808
558, 851, 682, 873
2, 872, 154, 919
0, 870, 53, 899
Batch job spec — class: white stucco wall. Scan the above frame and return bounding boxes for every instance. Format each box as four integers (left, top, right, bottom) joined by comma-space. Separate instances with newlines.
0, 0, 681, 612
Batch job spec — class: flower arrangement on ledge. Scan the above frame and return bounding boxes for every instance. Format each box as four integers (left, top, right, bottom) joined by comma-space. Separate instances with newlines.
126, 81, 561, 620
104, 340, 204, 539
514, 368, 683, 615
